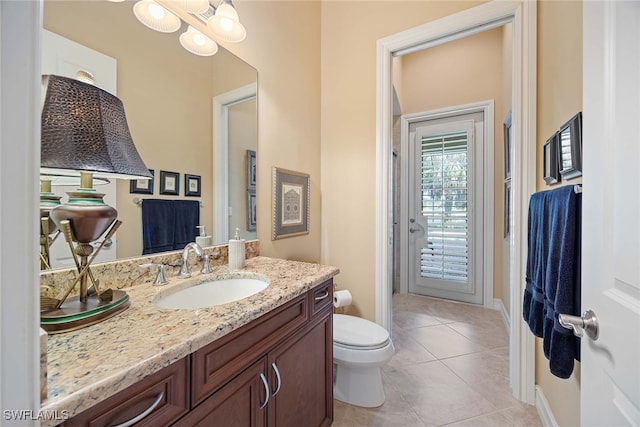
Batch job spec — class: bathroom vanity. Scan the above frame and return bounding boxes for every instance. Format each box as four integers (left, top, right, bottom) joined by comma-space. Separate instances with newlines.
41, 257, 338, 427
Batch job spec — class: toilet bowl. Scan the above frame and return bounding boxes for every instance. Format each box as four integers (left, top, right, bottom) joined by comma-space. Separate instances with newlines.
333, 314, 395, 408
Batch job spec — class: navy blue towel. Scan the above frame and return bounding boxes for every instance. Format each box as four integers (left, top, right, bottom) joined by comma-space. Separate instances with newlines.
142, 199, 200, 255
523, 185, 581, 379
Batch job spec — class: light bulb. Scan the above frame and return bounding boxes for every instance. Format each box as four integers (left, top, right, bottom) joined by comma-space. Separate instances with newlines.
220, 17, 234, 32
194, 33, 206, 46
148, 3, 165, 19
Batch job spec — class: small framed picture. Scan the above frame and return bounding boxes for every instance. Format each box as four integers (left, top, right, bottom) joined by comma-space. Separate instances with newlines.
272, 167, 309, 240
247, 150, 257, 190
543, 133, 560, 185
184, 174, 201, 197
247, 189, 256, 231
130, 169, 154, 194
159, 170, 179, 195
504, 179, 511, 238
558, 112, 582, 180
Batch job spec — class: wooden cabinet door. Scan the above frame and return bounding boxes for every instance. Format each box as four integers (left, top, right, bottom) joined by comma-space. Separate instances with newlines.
176, 358, 267, 427
267, 312, 333, 427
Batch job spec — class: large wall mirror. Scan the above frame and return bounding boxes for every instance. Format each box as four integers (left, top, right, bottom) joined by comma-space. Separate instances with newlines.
42, 0, 257, 269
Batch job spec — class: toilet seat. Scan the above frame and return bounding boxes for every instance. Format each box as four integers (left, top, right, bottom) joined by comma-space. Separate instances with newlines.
333, 314, 390, 349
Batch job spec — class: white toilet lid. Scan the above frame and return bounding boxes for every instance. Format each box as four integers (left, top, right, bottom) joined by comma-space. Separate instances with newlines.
333, 314, 390, 348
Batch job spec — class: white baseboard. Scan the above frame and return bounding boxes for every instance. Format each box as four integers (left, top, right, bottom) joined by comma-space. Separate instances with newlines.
493, 298, 510, 334
535, 385, 559, 427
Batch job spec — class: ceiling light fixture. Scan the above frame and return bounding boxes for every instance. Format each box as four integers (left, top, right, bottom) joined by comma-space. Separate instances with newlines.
130, 0, 247, 57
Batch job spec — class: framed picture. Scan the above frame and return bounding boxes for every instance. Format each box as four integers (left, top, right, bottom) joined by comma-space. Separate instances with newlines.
543, 133, 560, 185
130, 169, 154, 194
272, 167, 310, 240
504, 110, 512, 180
558, 112, 582, 180
184, 174, 201, 197
159, 170, 179, 195
247, 189, 256, 231
504, 179, 511, 238
246, 150, 257, 190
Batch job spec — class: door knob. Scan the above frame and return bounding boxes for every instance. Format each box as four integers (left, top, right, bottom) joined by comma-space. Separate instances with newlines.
558, 309, 599, 341
409, 227, 420, 233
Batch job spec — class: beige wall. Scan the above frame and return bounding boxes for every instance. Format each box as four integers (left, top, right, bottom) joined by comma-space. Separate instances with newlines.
536, 1, 583, 426
229, 100, 258, 239
398, 27, 507, 307
44, 1, 256, 258
320, 0, 486, 319
222, 1, 322, 262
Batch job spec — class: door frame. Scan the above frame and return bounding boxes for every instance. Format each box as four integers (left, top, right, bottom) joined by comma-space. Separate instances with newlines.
400, 101, 494, 307
375, 1, 537, 403
212, 83, 257, 244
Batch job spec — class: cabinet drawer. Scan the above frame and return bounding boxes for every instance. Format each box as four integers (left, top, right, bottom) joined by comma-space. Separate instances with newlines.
191, 294, 308, 406
310, 280, 333, 318
64, 357, 189, 427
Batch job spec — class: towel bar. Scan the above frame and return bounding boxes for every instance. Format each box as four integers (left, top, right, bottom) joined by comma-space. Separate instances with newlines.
133, 197, 203, 207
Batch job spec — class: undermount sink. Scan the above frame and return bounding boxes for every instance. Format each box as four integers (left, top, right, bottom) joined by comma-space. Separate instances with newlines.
155, 278, 268, 310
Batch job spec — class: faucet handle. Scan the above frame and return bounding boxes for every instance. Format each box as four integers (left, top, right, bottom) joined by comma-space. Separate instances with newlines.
200, 254, 213, 274
140, 263, 169, 286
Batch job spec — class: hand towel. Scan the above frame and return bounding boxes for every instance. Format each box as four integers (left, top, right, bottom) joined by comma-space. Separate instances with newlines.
523, 185, 581, 379
142, 199, 175, 255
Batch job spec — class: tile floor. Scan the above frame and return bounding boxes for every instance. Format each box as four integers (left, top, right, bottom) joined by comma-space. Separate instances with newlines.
332, 293, 542, 427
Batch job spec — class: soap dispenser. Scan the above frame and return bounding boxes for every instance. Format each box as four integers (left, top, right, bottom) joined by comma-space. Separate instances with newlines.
228, 228, 245, 270
195, 226, 212, 247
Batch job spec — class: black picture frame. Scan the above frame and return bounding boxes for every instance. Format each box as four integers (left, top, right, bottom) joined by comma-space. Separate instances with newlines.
504, 110, 512, 180
246, 150, 257, 190
247, 189, 256, 231
272, 167, 309, 240
558, 112, 582, 180
159, 170, 179, 195
184, 174, 201, 197
504, 179, 511, 238
543, 133, 560, 185
129, 169, 154, 194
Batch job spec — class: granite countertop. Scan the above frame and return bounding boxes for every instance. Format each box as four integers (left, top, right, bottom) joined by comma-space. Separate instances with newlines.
40, 256, 339, 426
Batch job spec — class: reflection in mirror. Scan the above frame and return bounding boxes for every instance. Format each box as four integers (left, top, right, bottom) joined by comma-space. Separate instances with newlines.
42, 0, 257, 268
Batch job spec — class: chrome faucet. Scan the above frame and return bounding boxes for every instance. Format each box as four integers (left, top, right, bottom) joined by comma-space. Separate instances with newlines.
179, 242, 205, 278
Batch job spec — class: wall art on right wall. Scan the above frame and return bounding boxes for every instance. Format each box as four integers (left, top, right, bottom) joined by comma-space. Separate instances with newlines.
558, 112, 582, 180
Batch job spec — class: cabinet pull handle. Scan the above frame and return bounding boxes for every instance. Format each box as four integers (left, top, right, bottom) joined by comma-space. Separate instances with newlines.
112, 391, 164, 427
259, 373, 270, 409
271, 362, 282, 396
314, 290, 329, 301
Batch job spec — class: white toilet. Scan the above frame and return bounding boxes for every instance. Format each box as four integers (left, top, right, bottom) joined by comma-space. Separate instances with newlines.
333, 314, 395, 407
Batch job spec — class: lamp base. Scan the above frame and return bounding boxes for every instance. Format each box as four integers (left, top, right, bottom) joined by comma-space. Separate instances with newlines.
40, 290, 130, 334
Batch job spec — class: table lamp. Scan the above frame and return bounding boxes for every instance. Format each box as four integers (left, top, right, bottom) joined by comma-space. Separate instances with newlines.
39, 74, 152, 333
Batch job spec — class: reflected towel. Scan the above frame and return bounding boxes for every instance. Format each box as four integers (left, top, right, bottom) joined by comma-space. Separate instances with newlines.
142, 199, 200, 255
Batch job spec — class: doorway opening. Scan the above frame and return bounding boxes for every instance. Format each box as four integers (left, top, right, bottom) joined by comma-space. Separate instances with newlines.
376, 1, 537, 403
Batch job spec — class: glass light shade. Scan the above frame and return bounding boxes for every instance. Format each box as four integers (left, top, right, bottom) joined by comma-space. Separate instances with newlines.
207, 3, 246, 42
180, 26, 219, 56
133, 0, 181, 33
40, 75, 152, 180
168, 0, 210, 14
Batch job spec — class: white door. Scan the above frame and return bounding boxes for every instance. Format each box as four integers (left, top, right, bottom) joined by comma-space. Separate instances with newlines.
408, 114, 484, 305
41, 30, 118, 268
581, 2, 640, 425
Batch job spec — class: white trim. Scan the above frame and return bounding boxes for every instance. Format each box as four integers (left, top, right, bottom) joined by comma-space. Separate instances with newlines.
212, 83, 257, 244
375, 0, 536, 404
0, 1, 41, 424
535, 385, 560, 427
399, 101, 494, 308
494, 298, 511, 333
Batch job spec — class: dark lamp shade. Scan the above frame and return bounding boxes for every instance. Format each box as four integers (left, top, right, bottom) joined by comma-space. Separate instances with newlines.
40, 75, 152, 180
